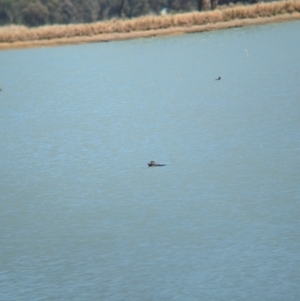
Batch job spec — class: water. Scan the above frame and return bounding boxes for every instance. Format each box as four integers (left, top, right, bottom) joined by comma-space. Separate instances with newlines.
1, 20, 300, 301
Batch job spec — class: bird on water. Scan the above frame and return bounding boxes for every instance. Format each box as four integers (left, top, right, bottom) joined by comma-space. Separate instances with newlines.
215, 76, 221, 80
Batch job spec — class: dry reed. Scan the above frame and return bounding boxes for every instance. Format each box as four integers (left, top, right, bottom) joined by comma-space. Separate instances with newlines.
0, 0, 300, 49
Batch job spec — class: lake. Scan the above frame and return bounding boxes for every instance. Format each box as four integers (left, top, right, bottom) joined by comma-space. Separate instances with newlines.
0, 20, 300, 301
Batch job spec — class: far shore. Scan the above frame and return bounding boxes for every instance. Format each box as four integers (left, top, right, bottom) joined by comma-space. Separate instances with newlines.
1, 1, 300, 50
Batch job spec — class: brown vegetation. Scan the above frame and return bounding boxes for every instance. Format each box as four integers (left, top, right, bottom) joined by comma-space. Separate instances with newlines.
1, 1, 300, 49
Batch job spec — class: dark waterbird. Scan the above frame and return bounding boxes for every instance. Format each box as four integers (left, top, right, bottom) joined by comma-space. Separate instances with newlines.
215, 76, 221, 80
148, 161, 166, 167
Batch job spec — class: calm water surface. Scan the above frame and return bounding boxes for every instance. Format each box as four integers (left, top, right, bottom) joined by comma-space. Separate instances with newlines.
0, 21, 300, 301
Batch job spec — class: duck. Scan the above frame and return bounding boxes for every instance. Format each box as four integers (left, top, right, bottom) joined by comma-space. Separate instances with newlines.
215, 76, 221, 80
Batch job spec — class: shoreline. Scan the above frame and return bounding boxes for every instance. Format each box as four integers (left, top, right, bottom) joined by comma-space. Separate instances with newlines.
1, 5, 300, 50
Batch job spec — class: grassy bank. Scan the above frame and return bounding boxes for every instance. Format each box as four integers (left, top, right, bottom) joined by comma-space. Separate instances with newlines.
1, 1, 300, 50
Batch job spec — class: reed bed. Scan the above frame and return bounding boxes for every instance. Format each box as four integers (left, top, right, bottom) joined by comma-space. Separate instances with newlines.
0, 0, 300, 48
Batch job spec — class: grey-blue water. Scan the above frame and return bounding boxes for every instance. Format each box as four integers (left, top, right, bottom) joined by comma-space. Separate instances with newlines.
1, 20, 300, 301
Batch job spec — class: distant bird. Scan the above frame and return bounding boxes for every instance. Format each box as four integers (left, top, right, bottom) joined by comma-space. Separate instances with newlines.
215, 76, 221, 80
